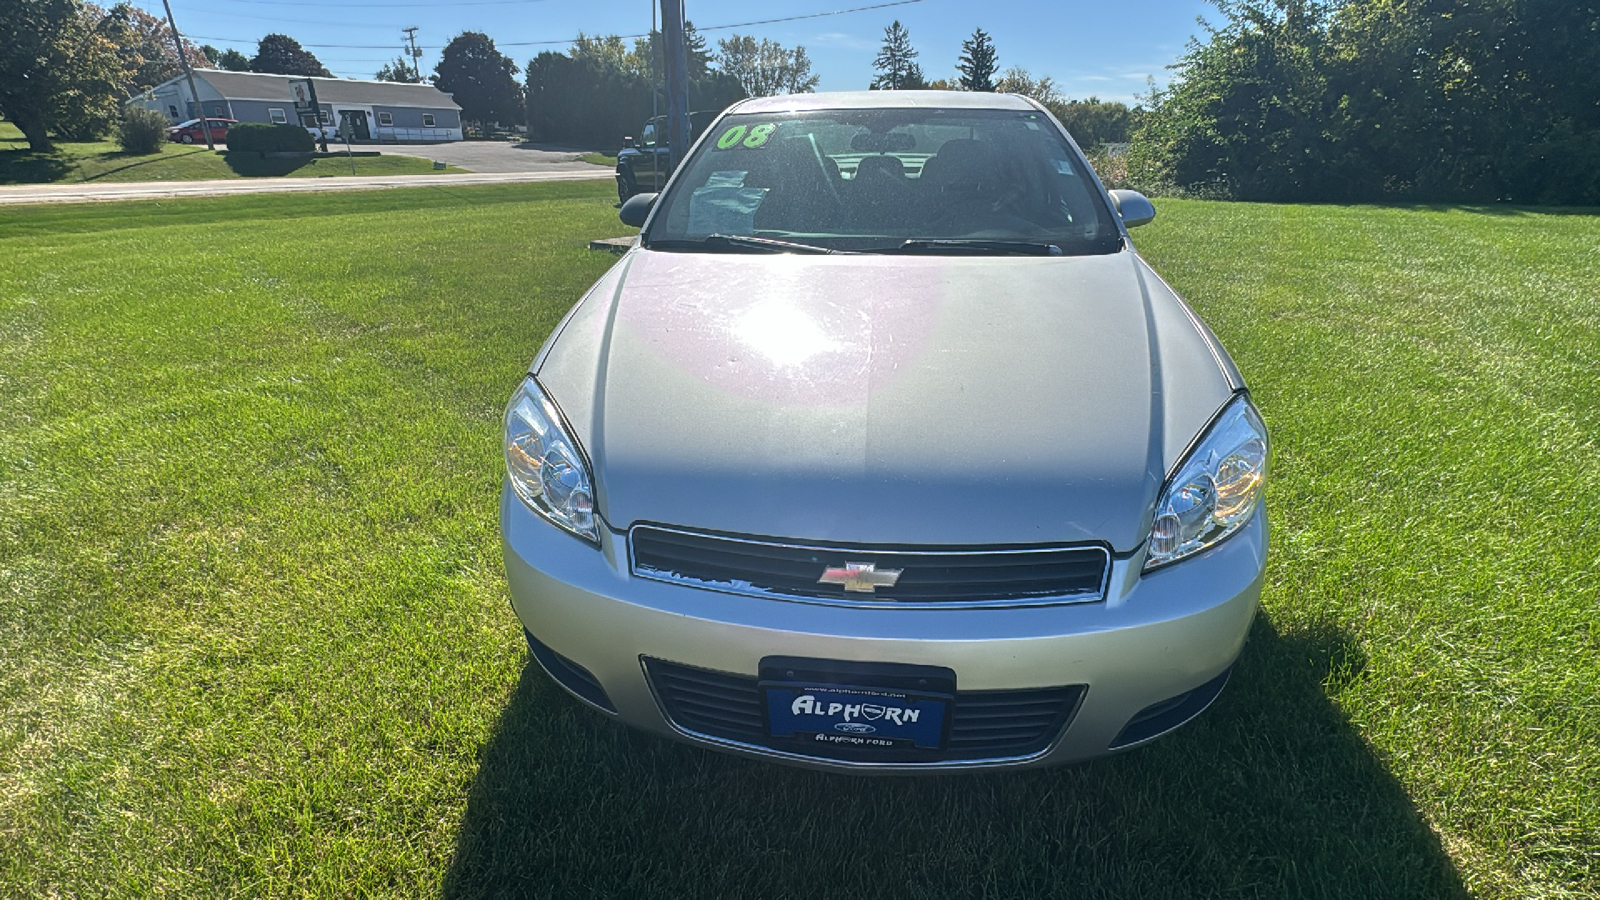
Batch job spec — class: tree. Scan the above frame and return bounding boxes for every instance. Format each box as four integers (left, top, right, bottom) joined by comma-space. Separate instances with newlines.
0, 0, 126, 149
995, 66, 1059, 104
871, 20, 923, 90
683, 22, 713, 79
715, 35, 820, 97
1126, 0, 1364, 201
525, 32, 744, 149
956, 28, 998, 91
250, 33, 331, 77
1124, 0, 1600, 204
1044, 98, 1134, 148
629, 21, 713, 83
375, 56, 422, 83
199, 44, 219, 65
217, 48, 250, 71
572, 33, 632, 73
93, 2, 203, 94
433, 31, 522, 128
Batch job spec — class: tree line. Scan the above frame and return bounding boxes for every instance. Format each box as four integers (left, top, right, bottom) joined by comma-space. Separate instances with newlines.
1128, 0, 1600, 204
2, 1, 1134, 158
45, 0, 1593, 208
522, 19, 1136, 150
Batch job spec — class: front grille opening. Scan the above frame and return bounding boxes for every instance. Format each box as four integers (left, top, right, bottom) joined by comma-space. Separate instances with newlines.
1108, 667, 1232, 749
644, 657, 1084, 763
525, 629, 617, 713
631, 526, 1110, 606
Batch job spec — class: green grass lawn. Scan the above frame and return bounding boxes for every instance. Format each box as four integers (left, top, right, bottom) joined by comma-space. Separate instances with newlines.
1, 185, 1595, 898
579, 151, 618, 168
0, 120, 466, 183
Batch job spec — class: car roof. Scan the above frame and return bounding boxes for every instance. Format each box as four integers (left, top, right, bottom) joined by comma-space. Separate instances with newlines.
729, 91, 1041, 115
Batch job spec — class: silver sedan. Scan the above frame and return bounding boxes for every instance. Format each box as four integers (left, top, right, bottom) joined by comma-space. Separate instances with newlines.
501, 91, 1268, 772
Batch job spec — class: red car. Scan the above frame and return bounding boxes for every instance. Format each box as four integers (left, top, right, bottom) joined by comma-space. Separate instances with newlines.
167, 118, 236, 144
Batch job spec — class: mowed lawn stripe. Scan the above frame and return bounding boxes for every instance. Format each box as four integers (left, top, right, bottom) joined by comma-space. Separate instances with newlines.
1140, 201, 1599, 896
1, 183, 620, 895
1, 186, 1595, 898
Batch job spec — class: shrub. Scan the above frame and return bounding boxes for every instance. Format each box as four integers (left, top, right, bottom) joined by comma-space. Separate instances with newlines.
118, 107, 170, 155
226, 123, 314, 154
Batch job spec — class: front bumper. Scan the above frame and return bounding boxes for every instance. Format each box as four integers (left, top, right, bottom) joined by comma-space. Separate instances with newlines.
501, 487, 1265, 772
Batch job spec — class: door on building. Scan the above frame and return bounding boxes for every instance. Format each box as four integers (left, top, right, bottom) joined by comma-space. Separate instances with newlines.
339, 110, 371, 141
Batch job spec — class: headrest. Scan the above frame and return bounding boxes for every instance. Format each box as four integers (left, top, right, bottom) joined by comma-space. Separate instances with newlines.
856, 155, 906, 180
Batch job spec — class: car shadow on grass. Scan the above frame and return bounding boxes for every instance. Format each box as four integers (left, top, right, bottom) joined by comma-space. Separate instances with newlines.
441, 615, 1469, 899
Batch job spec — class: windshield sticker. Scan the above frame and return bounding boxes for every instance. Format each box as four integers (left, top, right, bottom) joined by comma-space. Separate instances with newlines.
688, 170, 769, 235
714, 123, 777, 150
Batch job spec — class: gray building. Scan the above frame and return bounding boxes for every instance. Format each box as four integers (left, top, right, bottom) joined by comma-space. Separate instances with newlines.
132, 70, 463, 142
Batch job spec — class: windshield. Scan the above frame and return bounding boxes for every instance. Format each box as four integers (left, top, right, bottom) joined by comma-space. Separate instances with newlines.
643, 108, 1122, 255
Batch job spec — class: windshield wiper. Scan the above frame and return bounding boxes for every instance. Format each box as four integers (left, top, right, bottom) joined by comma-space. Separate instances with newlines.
874, 239, 1064, 256
648, 234, 836, 254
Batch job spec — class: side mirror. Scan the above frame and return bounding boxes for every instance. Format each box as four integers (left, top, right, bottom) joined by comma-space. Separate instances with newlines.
623, 136, 634, 149
619, 192, 658, 228
1107, 189, 1156, 228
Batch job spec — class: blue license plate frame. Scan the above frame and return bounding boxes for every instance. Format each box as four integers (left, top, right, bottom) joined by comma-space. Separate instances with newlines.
759, 658, 956, 752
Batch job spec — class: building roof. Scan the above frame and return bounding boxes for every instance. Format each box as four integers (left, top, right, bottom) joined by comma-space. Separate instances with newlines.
189, 70, 461, 110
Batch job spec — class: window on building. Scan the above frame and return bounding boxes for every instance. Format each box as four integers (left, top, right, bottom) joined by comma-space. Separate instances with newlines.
423, 113, 436, 127
377, 111, 393, 126
318, 110, 332, 125
213, 106, 224, 116
167, 105, 178, 118
269, 108, 287, 124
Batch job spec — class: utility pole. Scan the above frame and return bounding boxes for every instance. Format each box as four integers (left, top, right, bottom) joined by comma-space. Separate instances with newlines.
160, 0, 214, 151
402, 27, 422, 82
660, 0, 690, 170
651, 1, 659, 125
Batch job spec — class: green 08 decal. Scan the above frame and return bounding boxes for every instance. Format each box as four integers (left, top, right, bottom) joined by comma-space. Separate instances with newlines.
714, 123, 776, 150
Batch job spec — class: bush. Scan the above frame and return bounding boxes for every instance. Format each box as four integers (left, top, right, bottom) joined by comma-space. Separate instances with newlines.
118, 107, 170, 155
226, 123, 314, 153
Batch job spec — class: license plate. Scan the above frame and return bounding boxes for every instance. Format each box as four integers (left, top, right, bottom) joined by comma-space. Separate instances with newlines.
759, 658, 955, 752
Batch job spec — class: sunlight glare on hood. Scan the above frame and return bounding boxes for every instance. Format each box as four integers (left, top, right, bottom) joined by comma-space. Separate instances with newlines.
735, 299, 838, 367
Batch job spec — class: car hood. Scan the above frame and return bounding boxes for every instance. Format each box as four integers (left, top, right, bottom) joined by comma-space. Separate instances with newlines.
536, 248, 1241, 551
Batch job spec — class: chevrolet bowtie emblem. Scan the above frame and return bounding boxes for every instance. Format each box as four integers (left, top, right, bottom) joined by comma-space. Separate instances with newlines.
818, 562, 903, 593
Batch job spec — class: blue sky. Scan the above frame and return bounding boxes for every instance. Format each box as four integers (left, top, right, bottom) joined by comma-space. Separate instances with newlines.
146, 0, 1215, 104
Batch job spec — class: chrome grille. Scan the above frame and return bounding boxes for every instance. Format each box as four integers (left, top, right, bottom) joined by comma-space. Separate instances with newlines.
630, 525, 1110, 607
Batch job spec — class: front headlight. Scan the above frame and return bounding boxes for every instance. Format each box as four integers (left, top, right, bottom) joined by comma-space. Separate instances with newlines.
504, 376, 599, 543
1144, 395, 1268, 570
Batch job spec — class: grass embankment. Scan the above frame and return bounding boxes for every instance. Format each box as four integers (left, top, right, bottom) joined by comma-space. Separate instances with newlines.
0, 121, 465, 183
579, 152, 618, 167
1, 186, 1595, 898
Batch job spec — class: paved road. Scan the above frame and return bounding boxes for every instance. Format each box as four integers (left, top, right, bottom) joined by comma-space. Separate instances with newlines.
369, 140, 607, 174
0, 169, 611, 205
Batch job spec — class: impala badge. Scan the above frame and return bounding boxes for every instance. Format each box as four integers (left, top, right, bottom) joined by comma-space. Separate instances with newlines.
819, 562, 903, 593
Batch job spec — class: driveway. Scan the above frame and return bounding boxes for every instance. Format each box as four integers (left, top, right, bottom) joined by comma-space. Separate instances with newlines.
369, 141, 608, 174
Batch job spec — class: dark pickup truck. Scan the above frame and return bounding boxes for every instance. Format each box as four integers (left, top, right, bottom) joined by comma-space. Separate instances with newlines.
615, 110, 719, 202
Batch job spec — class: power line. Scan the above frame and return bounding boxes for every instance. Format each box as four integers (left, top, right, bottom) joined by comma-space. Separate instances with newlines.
692, 0, 929, 35
183, 0, 929, 50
